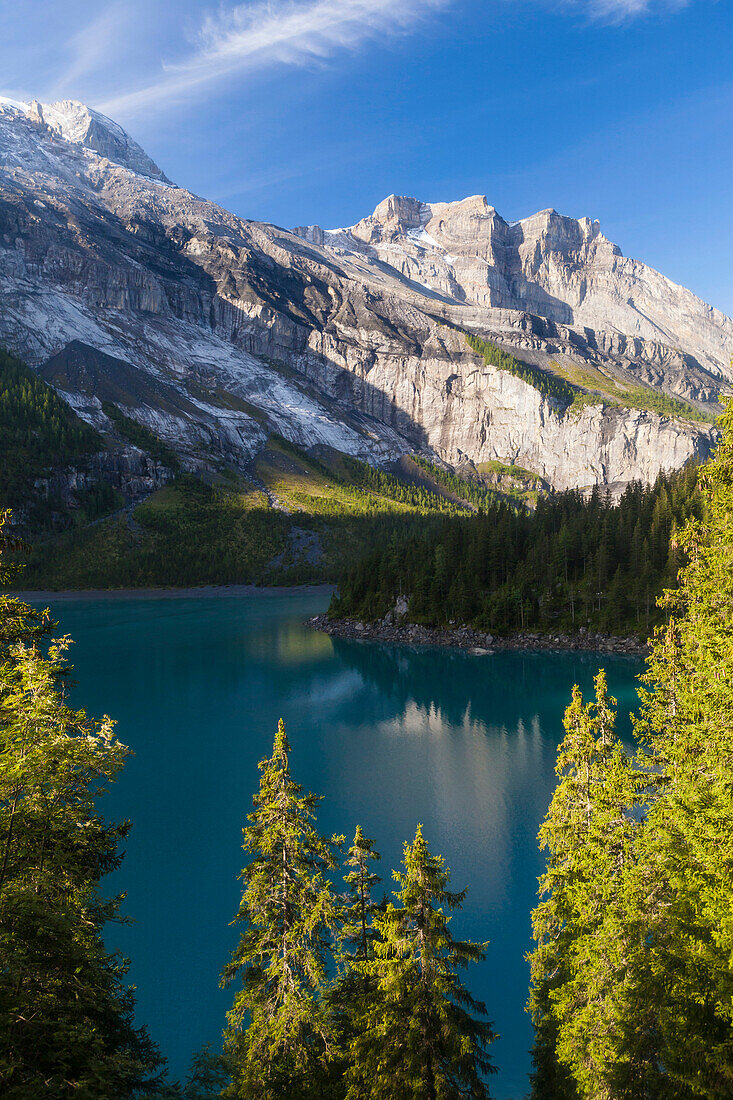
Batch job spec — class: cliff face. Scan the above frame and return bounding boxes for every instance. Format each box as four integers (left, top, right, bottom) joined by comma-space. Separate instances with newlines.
34, 448, 172, 509
0, 98, 728, 491
288, 322, 716, 490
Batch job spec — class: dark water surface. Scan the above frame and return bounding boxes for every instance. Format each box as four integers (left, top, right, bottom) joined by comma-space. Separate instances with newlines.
49, 591, 644, 1099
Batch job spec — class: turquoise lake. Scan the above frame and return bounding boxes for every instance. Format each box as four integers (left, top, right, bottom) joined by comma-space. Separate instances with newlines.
47, 590, 644, 1099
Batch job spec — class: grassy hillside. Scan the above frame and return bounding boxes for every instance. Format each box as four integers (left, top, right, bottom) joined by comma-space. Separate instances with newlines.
255, 436, 477, 514
475, 460, 544, 507
409, 455, 539, 509
21, 438, 495, 589
551, 358, 717, 421
22, 476, 290, 589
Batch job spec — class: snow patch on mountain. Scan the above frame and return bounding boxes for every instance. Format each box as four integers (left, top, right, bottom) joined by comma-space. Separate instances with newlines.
0, 97, 29, 115
406, 227, 441, 249
20, 98, 171, 182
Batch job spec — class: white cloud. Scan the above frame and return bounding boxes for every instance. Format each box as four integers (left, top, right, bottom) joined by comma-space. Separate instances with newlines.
100, 0, 449, 119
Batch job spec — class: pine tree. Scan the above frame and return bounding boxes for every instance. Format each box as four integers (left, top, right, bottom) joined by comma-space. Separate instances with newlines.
528, 672, 639, 1100
629, 399, 733, 1095
326, 827, 382, 1093
341, 825, 381, 962
346, 825, 496, 1099
221, 719, 341, 1098
0, 512, 163, 1096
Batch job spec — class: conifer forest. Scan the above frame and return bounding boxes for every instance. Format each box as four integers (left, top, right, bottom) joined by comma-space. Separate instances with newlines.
0, 401, 731, 1096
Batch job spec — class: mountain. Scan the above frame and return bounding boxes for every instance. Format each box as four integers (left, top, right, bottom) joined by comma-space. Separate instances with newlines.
0, 97, 729, 495
297, 194, 730, 381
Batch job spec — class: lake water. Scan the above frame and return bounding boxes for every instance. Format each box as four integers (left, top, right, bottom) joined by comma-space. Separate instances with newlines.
47, 590, 644, 1099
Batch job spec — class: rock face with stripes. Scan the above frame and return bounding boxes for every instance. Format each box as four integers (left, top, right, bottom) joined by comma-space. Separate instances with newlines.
0, 97, 728, 490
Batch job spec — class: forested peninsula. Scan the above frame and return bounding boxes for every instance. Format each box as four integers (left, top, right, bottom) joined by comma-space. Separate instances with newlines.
324, 461, 702, 643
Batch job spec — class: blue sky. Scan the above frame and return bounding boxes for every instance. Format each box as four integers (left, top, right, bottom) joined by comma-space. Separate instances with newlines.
3, 0, 731, 312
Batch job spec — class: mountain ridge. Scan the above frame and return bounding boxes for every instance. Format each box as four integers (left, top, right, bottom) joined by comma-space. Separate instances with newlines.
296, 191, 731, 380
0, 95, 729, 499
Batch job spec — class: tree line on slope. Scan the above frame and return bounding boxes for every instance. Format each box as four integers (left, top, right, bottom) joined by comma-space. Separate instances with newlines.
0, 348, 103, 521
16, 435, 497, 591
409, 455, 533, 509
100, 402, 181, 472
1, 408, 732, 1097
17, 468, 471, 592
331, 463, 702, 637
21, 477, 294, 591
465, 335, 578, 408
465, 334, 714, 423
274, 436, 477, 515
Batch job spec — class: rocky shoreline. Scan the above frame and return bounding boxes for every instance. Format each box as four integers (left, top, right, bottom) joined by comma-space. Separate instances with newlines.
307, 615, 649, 657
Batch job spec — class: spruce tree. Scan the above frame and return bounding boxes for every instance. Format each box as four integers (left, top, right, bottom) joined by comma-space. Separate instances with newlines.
221, 719, 341, 1098
0, 512, 163, 1096
326, 827, 382, 1094
347, 825, 496, 1099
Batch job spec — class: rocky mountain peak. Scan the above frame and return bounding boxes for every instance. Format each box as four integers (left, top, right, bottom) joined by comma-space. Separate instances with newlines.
429, 194, 496, 219
372, 193, 428, 224
349, 194, 432, 243
25, 98, 170, 182
291, 191, 731, 378
308, 193, 609, 261
516, 207, 606, 250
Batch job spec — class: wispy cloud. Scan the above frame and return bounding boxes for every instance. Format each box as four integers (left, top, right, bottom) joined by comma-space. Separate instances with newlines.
566, 0, 689, 23
1, 0, 696, 121
100, 0, 449, 119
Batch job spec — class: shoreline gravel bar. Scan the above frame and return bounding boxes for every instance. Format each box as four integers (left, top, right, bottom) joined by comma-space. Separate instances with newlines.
308, 615, 649, 657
